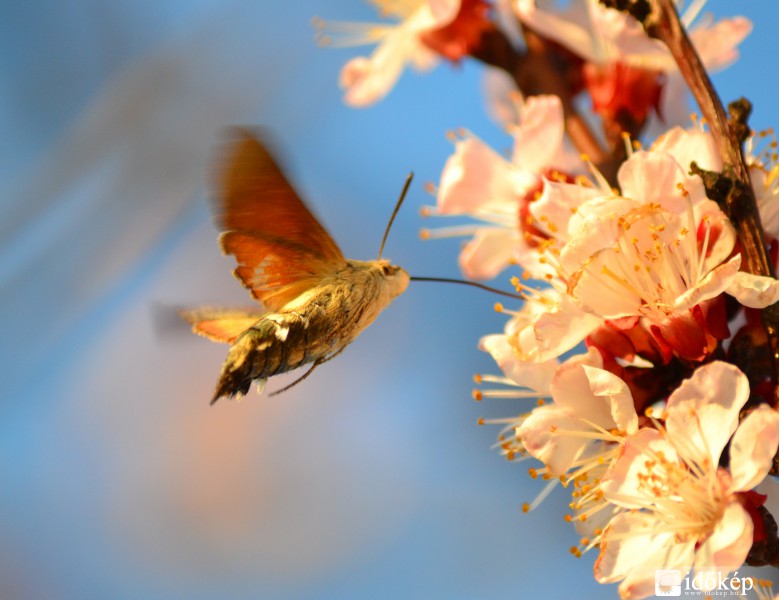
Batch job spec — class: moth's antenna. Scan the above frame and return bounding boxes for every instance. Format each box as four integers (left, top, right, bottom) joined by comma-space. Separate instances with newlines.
410, 276, 524, 300
378, 172, 413, 259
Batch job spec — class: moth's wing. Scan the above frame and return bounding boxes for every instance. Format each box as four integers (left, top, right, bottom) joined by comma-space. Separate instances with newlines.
215, 129, 347, 311
179, 307, 264, 344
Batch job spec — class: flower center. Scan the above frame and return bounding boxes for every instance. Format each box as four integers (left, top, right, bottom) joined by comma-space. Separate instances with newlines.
631, 442, 727, 542
594, 199, 713, 321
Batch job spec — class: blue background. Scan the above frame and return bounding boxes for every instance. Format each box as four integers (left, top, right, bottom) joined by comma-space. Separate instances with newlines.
1, 2, 777, 598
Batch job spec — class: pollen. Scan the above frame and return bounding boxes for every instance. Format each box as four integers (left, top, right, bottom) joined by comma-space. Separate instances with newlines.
575, 175, 593, 187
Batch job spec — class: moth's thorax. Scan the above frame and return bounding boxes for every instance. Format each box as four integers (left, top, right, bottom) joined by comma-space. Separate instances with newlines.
273, 260, 402, 347
343, 257, 410, 300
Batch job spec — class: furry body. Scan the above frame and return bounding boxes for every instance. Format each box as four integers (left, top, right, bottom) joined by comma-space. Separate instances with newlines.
212, 258, 408, 401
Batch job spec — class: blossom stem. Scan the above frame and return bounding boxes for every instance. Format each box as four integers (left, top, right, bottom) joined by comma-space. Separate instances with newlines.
468, 24, 622, 185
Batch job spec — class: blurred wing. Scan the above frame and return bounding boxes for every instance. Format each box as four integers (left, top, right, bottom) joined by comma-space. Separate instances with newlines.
179, 307, 264, 344
215, 129, 347, 310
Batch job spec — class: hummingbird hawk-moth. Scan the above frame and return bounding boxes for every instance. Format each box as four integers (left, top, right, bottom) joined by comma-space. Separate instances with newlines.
182, 129, 410, 404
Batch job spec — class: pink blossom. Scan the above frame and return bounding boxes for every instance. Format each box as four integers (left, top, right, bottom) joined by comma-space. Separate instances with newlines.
513, 0, 751, 126
432, 94, 584, 279
480, 287, 602, 380
518, 347, 637, 476
319, 0, 490, 106
595, 362, 779, 599
530, 145, 779, 360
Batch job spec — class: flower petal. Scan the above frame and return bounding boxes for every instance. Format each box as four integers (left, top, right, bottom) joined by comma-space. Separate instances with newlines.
514, 0, 598, 62
665, 361, 750, 469
582, 364, 637, 434
458, 227, 517, 279
651, 126, 723, 173
673, 254, 741, 312
517, 405, 592, 476
482, 66, 519, 126
752, 165, 779, 240
529, 177, 601, 241
695, 200, 738, 271
600, 428, 678, 509
427, 0, 461, 26
478, 333, 558, 392
549, 348, 612, 427
689, 16, 752, 72
339, 6, 440, 106
340, 39, 412, 106
529, 295, 603, 360
437, 135, 533, 214
693, 501, 753, 583
595, 511, 695, 599
512, 95, 565, 172
564, 245, 645, 318
726, 271, 779, 309
729, 404, 779, 492
617, 150, 707, 213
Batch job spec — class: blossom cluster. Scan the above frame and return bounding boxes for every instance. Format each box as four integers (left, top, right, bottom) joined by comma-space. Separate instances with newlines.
317, 0, 779, 597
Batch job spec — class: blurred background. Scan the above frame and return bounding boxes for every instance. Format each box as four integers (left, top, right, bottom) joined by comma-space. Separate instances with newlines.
2, 1, 778, 598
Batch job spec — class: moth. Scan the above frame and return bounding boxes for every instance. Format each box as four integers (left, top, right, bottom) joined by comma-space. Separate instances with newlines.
182, 129, 410, 404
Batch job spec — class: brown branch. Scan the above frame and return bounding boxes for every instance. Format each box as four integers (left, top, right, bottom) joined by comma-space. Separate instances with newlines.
470, 25, 623, 185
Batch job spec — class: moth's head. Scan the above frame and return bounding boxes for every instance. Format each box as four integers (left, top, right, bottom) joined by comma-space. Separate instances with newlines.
377, 259, 410, 298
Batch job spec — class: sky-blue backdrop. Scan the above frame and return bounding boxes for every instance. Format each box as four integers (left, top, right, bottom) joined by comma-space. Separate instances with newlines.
1, 2, 778, 599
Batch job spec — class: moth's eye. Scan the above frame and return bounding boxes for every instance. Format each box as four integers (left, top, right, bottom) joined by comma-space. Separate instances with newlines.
381, 264, 395, 276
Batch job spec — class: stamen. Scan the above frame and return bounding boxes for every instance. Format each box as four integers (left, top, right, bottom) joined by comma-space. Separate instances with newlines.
313, 20, 397, 47
580, 154, 613, 194
621, 132, 633, 158
522, 478, 560, 513
478, 389, 544, 399
680, 0, 708, 29
418, 224, 483, 239
475, 373, 518, 386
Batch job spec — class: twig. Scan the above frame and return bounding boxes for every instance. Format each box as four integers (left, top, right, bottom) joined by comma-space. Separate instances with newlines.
635, 0, 779, 394
470, 25, 623, 185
